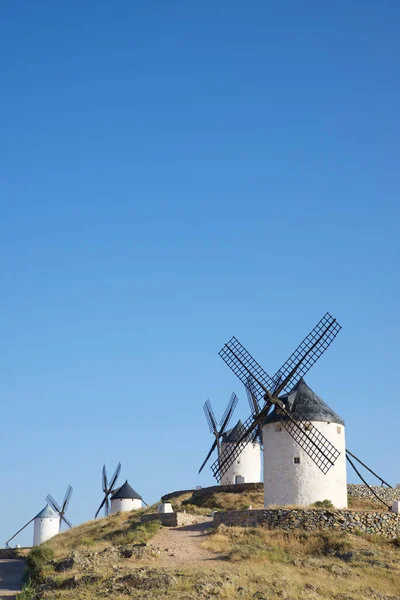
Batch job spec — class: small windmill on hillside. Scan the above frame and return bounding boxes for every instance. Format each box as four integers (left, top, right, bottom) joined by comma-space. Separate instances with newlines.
46, 485, 73, 530
199, 393, 261, 485
95, 462, 121, 518
5, 485, 73, 548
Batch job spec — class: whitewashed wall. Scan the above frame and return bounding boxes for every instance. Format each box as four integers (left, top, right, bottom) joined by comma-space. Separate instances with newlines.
263, 420, 347, 508
220, 441, 261, 485
110, 498, 142, 514
33, 516, 60, 546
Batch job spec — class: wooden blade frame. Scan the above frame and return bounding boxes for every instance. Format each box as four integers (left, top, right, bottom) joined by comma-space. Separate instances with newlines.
199, 393, 239, 473
203, 400, 218, 435
109, 462, 121, 492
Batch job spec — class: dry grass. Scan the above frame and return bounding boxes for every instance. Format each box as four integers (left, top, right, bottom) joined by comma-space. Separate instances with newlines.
347, 495, 387, 511
45, 506, 158, 558
168, 489, 265, 513
185, 490, 265, 511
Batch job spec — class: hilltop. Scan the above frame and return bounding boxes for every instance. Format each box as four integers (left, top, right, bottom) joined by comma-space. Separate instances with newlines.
19, 488, 400, 599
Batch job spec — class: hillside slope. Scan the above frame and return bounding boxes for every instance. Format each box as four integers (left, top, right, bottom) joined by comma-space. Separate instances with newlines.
19, 498, 400, 600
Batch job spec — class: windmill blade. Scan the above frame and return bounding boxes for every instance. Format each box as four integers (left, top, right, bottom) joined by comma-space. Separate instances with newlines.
219, 337, 277, 404
61, 485, 73, 513
4, 517, 35, 547
61, 514, 73, 528
198, 438, 218, 474
219, 392, 239, 432
211, 413, 259, 480
108, 462, 121, 491
245, 378, 263, 445
203, 400, 218, 434
105, 495, 110, 516
273, 313, 342, 396
95, 494, 108, 518
245, 377, 260, 416
46, 493, 62, 514
102, 464, 108, 492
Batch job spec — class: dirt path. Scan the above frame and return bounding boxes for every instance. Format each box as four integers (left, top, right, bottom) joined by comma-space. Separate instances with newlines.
149, 518, 218, 566
0, 560, 25, 599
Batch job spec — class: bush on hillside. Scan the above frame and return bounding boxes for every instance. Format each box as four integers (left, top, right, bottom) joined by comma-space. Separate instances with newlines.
26, 545, 54, 582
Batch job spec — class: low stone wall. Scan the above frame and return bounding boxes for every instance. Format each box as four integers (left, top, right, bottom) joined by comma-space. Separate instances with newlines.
141, 512, 205, 527
347, 484, 399, 506
160, 489, 195, 503
213, 508, 400, 538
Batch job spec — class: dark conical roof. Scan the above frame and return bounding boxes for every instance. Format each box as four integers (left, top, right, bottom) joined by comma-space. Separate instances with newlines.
263, 378, 344, 426
111, 480, 142, 500
221, 420, 244, 443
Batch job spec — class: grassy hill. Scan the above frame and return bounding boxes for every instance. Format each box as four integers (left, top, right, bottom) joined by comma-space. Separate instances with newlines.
19, 495, 400, 600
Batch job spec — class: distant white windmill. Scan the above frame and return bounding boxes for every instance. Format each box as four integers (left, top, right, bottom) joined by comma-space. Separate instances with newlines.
5, 486, 73, 548
110, 480, 144, 514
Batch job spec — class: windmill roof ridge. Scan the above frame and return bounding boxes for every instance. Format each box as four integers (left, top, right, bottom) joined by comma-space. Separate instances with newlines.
111, 480, 143, 500
221, 419, 244, 443
35, 504, 59, 519
264, 378, 345, 426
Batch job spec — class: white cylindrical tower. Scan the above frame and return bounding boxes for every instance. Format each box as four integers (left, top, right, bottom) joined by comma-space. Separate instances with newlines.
33, 505, 60, 546
110, 480, 143, 514
263, 379, 347, 509
220, 420, 262, 485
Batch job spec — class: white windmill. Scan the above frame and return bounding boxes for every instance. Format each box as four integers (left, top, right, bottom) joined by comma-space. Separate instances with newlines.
33, 505, 60, 546
213, 313, 348, 507
110, 480, 144, 514
262, 378, 347, 507
5, 486, 73, 548
220, 420, 261, 485
198, 394, 261, 485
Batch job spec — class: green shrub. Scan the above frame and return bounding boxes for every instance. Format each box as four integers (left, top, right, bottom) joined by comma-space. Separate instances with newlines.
111, 519, 160, 546
312, 499, 334, 509
17, 579, 36, 599
391, 537, 400, 548
26, 545, 54, 582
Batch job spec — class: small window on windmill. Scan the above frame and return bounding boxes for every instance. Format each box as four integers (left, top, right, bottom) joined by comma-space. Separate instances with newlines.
294, 457, 300, 464
275, 424, 282, 432
337, 426, 341, 434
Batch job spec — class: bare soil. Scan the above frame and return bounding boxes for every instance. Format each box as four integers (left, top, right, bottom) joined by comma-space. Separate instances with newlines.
148, 517, 218, 566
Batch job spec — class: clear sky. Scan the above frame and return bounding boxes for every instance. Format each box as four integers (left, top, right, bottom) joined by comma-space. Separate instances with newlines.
0, 1, 399, 546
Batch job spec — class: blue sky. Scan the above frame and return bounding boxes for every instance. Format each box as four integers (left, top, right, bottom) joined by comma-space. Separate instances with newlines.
0, 1, 399, 546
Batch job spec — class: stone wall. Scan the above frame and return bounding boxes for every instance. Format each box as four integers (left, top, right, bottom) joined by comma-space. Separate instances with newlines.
347, 484, 399, 506
213, 508, 400, 538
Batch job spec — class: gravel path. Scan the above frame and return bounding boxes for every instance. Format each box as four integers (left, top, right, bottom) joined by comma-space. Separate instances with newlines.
149, 517, 217, 566
0, 560, 25, 599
